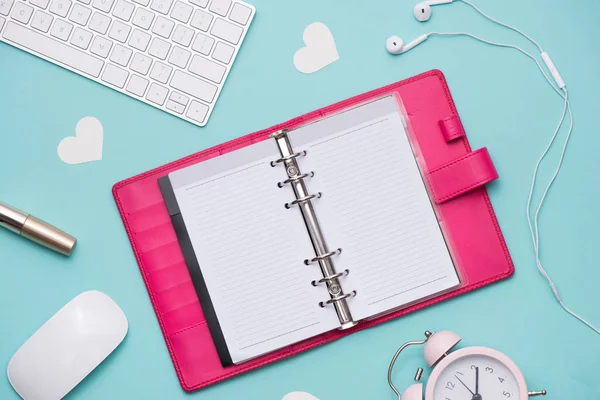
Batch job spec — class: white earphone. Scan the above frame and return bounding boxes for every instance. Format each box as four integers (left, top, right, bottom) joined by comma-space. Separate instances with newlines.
385, 34, 428, 55
413, 0, 452, 22
386, 1, 600, 338
385, 0, 453, 55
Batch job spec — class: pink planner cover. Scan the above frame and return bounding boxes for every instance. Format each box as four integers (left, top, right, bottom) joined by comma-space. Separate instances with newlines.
113, 70, 514, 392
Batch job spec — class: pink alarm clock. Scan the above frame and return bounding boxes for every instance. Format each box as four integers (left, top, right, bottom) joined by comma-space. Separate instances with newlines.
388, 331, 547, 400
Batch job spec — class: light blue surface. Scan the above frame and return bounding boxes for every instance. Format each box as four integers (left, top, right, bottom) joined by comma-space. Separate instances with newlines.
1, 0, 599, 398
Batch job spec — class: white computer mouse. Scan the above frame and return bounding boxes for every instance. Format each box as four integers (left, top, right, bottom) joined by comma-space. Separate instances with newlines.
7, 290, 128, 400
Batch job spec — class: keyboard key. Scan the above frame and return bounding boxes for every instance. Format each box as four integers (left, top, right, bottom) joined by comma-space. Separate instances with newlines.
149, 60, 172, 83
170, 1, 190, 23
189, 54, 225, 83
170, 70, 216, 103
30, 10, 53, 32
30, 0, 50, 9
172, 24, 193, 46
188, 0, 206, 8
186, 100, 208, 123
146, 82, 168, 105
130, 52, 152, 74
77, 0, 91, 5
166, 100, 184, 114
0, 0, 14, 16
90, 35, 112, 57
149, 0, 171, 15
129, 29, 150, 51
190, 8, 211, 31
112, 0, 133, 21
148, 36, 169, 59
91, 0, 113, 13
168, 45, 189, 68
69, 26, 92, 49
126, 74, 148, 96
191, 32, 213, 55
0, 16, 4, 30
108, 19, 130, 42
208, 0, 229, 16
169, 91, 188, 105
110, 43, 132, 66
151, 15, 173, 38
2, 21, 103, 76
89, 12, 111, 34
212, 41, 233, 64
229, 2, 250, 25
68, 4, 91, 25
132, 7, 154, 29
50, 18, 72, 40
49, 0, 70, 16
131, 0, 148, 6
101, 63, 128, 87
211, 17, 241, 45
11, 2, 33, 23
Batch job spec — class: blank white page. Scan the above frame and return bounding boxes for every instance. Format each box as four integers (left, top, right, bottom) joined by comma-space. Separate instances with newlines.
169, 140, 339, 364
290, 96, 460, 321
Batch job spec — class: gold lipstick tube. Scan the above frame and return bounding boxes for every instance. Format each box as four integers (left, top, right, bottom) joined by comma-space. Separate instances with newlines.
0, 202, 77, 256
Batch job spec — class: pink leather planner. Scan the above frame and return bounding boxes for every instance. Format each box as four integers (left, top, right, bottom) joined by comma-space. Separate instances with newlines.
113, 70, 514, 392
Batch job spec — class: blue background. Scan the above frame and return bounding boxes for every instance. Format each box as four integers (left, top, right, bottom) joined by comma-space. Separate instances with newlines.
1, 0, 599, 398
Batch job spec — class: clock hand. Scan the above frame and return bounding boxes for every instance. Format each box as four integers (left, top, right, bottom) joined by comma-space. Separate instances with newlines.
475, 366, 479, 395
455, 375, 475, 396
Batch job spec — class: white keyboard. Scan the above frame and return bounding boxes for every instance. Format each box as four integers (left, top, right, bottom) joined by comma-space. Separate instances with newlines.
0, 0, 254, 126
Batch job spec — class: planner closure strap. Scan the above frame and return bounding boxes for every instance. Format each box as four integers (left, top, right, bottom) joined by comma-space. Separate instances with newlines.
439, 114, 466, 142
427, 148, 498, 204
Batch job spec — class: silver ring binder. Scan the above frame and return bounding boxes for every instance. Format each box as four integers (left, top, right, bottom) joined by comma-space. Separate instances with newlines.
284, 193, 322, 209
270, 129, 358, 330
319, 291, 357, 308
270, 151, 307, 167
278, 172, 315, 188
311, 269, 350, 286
304, 248, 342, 265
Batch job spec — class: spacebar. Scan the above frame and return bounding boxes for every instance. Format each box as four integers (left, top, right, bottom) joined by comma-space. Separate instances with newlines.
2, 22, 104, 78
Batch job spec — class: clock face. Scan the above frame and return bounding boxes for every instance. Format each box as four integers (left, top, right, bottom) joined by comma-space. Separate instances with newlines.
432, 354, 522, 400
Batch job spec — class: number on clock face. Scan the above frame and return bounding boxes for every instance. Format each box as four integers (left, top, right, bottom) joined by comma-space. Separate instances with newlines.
433, 355, 520, 400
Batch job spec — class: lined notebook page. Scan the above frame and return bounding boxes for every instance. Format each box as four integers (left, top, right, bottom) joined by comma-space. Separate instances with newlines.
169, 141, 339, 364
291, 96, 460, 321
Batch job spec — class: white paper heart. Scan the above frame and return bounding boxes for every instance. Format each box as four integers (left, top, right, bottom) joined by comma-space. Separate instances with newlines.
58, 117, 104, 165
283, 392, 320, 400
293, 22, 339, 74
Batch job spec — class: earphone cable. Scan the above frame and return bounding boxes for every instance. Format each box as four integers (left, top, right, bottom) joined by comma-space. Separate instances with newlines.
527, 89, 568, 284
455, 2, 600, 335
427, 31, 600, 335
528, 90, 569, 268
457, 0, 544, 53
527, 94, 600, 334
427, 32, 561, 97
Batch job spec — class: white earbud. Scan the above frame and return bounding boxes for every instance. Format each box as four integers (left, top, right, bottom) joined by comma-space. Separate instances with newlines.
414, 0, 454, 22
413, 3, 432, 22
386, 35, 429, 55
